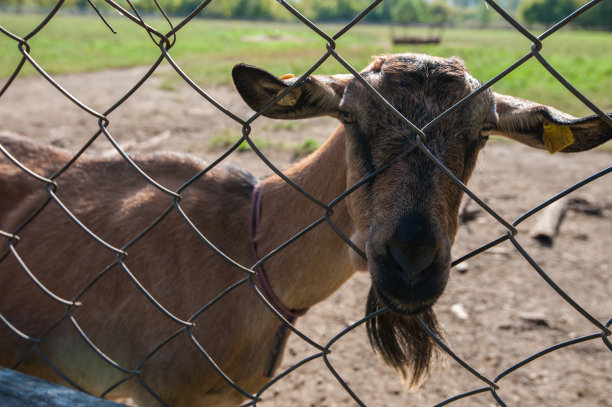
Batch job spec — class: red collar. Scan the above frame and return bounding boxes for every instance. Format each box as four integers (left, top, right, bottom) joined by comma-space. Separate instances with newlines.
249, 182, 308, 320
248, 182, 308, 377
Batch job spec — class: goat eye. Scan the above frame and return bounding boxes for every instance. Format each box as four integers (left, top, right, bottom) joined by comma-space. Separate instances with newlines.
479, 123, 495, 138
339, 111, 355, 124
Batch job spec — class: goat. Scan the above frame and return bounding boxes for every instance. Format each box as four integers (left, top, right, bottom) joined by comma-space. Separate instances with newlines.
1, 53, 610, 406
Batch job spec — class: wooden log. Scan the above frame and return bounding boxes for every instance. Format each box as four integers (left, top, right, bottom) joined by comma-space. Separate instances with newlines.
530, 198, 569, 245
0, 367, 126, 407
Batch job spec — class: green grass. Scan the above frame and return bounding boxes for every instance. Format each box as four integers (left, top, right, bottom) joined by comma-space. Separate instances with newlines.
293, 138, 320, 157
209, 129, 271, 152
209, 129, 320, 156
261, 122, 300, 132
1, 12, 611, 115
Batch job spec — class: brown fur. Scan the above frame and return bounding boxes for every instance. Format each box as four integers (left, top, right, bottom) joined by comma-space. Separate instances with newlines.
2, 53, 610, 406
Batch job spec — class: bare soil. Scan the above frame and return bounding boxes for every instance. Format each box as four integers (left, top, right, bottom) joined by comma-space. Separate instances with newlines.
1, 67, 610, 407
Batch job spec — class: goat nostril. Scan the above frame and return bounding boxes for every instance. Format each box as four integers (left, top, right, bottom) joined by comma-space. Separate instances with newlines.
388, 242, 436, 282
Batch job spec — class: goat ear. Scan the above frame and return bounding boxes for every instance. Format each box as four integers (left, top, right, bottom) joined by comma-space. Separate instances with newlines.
493, 92, 611, 153
232, 63, 351, 120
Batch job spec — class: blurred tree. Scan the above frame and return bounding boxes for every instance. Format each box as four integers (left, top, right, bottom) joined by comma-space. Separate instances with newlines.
521, 0, 611, 30
521, 0, 578, 26
391, 0, 429, 23
9, 0, 608, 30
428, 1, 453, 24
573, 0, 612, 30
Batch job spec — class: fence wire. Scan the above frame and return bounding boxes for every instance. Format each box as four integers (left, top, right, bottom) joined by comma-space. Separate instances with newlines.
0, 1, 610, 406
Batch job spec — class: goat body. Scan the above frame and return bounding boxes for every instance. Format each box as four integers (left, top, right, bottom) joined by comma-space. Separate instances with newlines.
0, 130, 355, 406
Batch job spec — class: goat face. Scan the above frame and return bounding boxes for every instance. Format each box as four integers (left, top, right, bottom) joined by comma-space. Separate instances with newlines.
233, 52, 611, 316
340, 54, 493, 314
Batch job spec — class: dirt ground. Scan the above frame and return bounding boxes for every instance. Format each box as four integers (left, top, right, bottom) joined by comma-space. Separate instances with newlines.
0, 66, 610, 407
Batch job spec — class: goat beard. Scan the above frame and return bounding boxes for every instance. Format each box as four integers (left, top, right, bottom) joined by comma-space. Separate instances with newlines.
365, 286, 442, 390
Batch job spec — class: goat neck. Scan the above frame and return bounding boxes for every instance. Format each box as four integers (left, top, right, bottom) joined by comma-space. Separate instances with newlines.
253, 126, 356, 311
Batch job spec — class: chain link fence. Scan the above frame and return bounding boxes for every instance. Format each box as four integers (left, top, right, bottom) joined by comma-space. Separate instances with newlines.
1, 0, 611, 406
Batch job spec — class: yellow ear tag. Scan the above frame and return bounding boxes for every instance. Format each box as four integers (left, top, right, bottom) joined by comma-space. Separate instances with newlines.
274, 87, 302, 107
274, 74, 301, 107
542, 121, 574, 154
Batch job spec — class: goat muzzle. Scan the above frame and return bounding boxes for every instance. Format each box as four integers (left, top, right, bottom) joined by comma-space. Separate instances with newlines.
366, 213, 451, 314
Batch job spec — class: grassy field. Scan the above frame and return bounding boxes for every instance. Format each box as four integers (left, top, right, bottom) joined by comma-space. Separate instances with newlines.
1, 12, 611, 115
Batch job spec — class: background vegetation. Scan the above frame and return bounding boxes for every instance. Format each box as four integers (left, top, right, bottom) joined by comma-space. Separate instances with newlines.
0, 0, 611, 29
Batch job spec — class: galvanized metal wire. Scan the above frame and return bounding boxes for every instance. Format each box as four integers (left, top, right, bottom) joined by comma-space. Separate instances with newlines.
0, 1, 610, 406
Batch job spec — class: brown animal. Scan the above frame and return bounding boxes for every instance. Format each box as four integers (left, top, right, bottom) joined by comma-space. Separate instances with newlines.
1, 53, 610, 406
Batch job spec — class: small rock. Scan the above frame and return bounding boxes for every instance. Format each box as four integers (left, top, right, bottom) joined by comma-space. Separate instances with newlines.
486, 247, 510, 256
496, 321, 513, 331
454, 262, 469, 274
450, 303, 469, 320
519, 312, 550, 328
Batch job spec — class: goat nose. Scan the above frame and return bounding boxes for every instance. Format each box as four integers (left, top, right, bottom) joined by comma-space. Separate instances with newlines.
386, 213, 439, 281
388, 240, 437, 282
